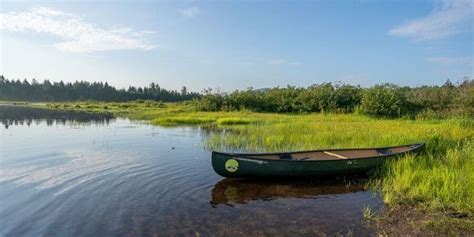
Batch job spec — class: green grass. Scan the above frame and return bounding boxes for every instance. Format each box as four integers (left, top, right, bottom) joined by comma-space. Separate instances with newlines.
216, 117, 257, 125
34, 101, 474, 226
363, 205, 378, 220
152, 116, 216, 126
377, 144, 473, 213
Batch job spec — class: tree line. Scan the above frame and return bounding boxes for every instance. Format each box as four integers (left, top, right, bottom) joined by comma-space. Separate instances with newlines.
1, 75, 472, 118
194, 78, 473, 118
0, 76, 199, 102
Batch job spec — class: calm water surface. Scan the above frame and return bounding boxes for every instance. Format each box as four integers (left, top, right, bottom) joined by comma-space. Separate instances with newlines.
0, 106, 383, 236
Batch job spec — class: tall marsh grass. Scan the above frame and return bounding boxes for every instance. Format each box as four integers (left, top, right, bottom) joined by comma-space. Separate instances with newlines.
216, 117, 257, 125
152, 116, 216, 126
205, 115, 470, 153
377, 144, 473, 213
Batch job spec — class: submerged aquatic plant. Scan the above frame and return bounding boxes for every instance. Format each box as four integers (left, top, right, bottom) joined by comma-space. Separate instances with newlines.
363, 205, 377, 220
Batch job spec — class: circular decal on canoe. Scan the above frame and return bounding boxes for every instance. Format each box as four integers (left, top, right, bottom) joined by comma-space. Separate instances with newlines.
225, 159, 239, 173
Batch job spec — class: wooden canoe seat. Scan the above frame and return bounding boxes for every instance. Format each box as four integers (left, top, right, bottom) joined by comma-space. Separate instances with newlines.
323, 151, 348, 159
377, 148, 393, 155
279, 153, 293, 160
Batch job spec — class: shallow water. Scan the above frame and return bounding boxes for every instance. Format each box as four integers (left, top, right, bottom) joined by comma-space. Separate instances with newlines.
0, 106, 383, 236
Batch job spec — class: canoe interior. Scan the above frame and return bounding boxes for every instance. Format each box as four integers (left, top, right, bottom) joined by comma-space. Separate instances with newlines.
226, 144, 422, 161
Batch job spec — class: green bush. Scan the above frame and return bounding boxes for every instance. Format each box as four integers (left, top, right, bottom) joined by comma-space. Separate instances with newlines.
361, 84, 404, 118
195, 88, 224, 111
264, 86, 301, 113
193, 79, 473, 118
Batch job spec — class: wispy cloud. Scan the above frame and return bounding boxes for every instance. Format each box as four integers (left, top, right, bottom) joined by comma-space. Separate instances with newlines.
267, 58, 302, 65
389, 0, 473, 41
0, 7, 157, 53
268, 59, 287, 65
427, 56, 473, 65
179, 7, 200, 18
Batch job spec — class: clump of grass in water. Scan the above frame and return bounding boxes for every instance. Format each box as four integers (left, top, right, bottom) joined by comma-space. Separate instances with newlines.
217, 117, 256, 125
152, 116, 216, 126
363, 205, 377, 220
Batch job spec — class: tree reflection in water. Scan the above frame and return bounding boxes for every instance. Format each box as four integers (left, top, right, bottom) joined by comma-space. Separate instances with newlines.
0, 105, 114, 129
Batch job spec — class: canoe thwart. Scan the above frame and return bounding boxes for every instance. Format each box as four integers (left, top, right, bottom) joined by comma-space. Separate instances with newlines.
323, 151, 348, 159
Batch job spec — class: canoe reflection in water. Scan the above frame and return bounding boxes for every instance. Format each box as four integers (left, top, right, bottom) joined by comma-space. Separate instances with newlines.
210, 178, 365, 207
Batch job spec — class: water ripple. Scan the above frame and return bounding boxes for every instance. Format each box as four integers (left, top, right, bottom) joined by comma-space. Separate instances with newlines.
0, 117, 382, 236
0, 149, 140, 195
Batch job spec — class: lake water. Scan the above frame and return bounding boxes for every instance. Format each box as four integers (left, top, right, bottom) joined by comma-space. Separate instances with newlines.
0, 106, 383, 236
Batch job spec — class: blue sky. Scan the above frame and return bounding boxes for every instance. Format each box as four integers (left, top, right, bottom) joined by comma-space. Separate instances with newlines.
1, 0, 472, 91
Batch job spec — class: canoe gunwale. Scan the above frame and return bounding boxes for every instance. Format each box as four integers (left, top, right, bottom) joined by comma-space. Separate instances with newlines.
212, 143, 425, 163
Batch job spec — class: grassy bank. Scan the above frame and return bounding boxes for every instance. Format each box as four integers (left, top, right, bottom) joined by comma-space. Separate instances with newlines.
32, 101, 474, 233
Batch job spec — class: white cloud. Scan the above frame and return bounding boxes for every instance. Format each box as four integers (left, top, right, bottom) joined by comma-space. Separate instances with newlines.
389, 0, 473, 40
0, 7, 157, 53
268, 58, 287, 65
179, 7, 200, 18
267, 58, 302, 65
427, 56, 473, 65
290, 61, 302, 66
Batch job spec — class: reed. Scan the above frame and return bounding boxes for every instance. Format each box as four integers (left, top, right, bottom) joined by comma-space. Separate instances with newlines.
152, 116, 216, 126
363, 205, 377, 220
216, 117, 257, 125
376, 144, 473, 213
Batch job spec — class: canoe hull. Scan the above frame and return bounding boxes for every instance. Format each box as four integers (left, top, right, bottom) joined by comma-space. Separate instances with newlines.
212, 153, 385, 178
211, 144, 424, 178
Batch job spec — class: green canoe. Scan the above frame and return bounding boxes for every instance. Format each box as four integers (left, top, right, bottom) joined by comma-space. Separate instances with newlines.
211, 143, 425, 178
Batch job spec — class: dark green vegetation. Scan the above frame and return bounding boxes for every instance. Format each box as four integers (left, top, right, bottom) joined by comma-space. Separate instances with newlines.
0, 76, 199, 102
2, 76, 472, 118
196, 79, 473, 118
